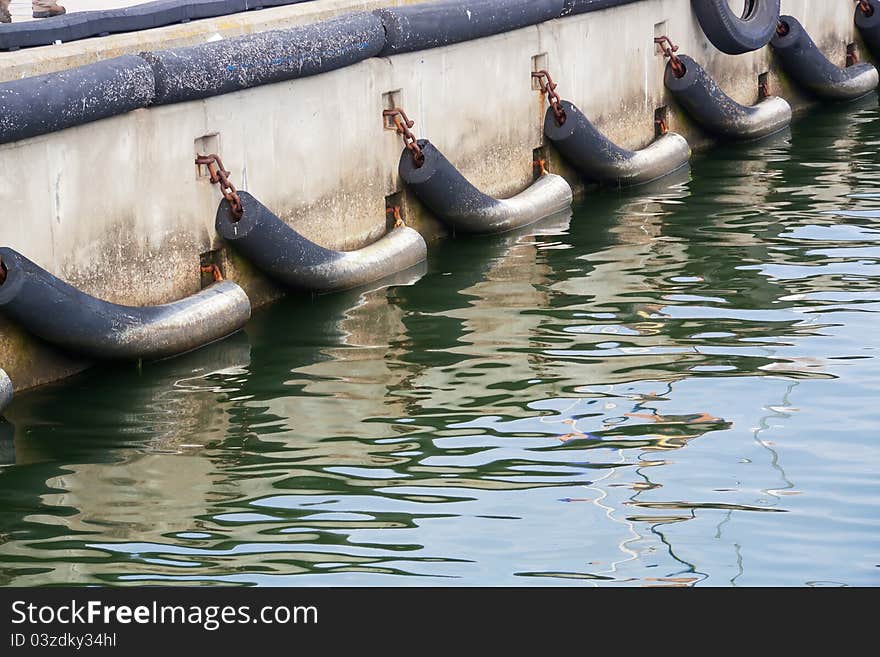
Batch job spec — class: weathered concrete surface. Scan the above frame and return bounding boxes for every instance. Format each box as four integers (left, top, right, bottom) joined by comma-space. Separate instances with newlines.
0, 0, 868, 392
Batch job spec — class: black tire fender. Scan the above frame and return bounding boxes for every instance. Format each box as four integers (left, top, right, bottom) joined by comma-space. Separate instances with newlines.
691, 0, 781, 55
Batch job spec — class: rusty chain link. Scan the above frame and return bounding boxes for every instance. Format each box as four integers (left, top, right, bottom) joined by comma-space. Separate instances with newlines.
654, 36, 686, 79
386, 206, 405, 228
383, 108, 425, 168
531, 70, 567, 126
776, 20, 790, 37
857, 0, 874, 17
195, 154, 243, 220
200, 263, 224, 282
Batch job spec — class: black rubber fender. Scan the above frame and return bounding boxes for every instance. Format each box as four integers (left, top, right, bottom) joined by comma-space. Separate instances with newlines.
543, 101, 691, 186
0, 55, 154, 145
0, 1, 311, 51
0, 369, 11, 416
562, 1, 641, 16
215, 192, 428, 293
142, 12, 385, 105
855, 0, 880, 61
375, 0, 565, 56
0, 248, 251, 361
664, 54, 792, 140
771, 15, 879, 101
690, 0, 780, 55
398, 140, 573, 235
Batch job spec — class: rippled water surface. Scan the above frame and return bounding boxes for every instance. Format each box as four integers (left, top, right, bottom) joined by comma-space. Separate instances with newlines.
2, 97, 880, 587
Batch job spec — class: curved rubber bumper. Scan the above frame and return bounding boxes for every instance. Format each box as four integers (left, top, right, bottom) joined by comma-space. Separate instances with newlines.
0, 369, 11, 416
664, 54, 792, 140
855, 0, 880, 60
216, 192, 428, 293
543, 101, 691, 186
663, 55, 791, 141
143, 12, 386, 105
0, 55, 155, 145
399, 140, 573, 235
771, 15, 879, 101
375, 0, 565, 56
0, 248, 251, 360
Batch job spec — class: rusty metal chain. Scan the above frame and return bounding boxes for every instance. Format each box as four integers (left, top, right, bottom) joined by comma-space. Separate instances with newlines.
531, 70, 567, 126
776, 20, 790, 37
386, 206, 405, 228
200, 264, 223, 282
847, 45, 861, 67
195, 154, 243, 220
383, 108, 425, 168
654, 36, 686, 79
0, 255, 6, 285
857, 0, 874, 17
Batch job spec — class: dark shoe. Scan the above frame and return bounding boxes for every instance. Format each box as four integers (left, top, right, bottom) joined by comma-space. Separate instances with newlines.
33, 4, 65, 18
0, 8, 11, 23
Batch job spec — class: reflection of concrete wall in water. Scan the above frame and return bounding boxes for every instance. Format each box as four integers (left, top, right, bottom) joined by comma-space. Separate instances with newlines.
266, 274, 421, 442
407, 215, 570, 407
0, 341, 252, 584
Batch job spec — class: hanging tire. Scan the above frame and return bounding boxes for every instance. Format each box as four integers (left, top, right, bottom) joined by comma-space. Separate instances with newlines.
691, 0, 781, 55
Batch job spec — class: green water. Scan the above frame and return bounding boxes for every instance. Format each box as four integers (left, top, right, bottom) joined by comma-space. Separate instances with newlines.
2, 96, 880, 587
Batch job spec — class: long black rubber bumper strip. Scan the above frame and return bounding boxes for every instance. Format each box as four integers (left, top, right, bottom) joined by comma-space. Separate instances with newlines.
0, 248, 251, 360
0, 369, 11, 416
562, 0, 642, 16
0, 55, 154, 146
664, 54, 792, 141
399, 140, 573, 235
856, 0, 880, 61
543, 100, 691, 186
0, 0, 311, 51
216, 192, 428, 293
771, 15, 879, 101
144, 12, 386, 104
375, 0, 564, 56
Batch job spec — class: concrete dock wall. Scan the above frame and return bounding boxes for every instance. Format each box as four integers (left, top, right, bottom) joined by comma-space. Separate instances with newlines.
0, 0, 869, 391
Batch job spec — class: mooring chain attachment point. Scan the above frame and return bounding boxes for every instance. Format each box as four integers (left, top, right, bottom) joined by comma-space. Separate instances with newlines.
532, 159, 549, 176
776, 20, 790, 37
200, 263, 224, 282
386, 206, 405, 228
655, 116, 669, 136
654, 36, 686, 79
531, 70, 567, 126
195, 153, 243, 221
857, 0, 874, 18
383, 108, 425, 168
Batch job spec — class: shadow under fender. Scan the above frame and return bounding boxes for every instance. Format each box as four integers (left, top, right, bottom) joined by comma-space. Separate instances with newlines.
398, 140, 573, 235
543, 101, 691, 186
0, 248, 251, 361
690, 0, 781, 55
664, 54, 792, 141
215, 192, 428, 293
771, 15, 879, 101
856, 0, 880, 61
